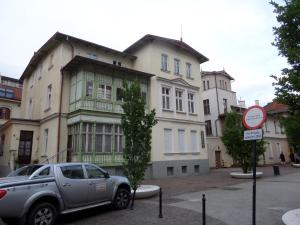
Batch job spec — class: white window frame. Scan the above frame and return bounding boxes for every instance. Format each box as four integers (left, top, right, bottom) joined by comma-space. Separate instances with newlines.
178, 129, 186, 152
46, 84, 52, 110
186, 63, 192, 78
174, 58, 180, 75
162, 86, 171, 110
164, 128, 173, 153
161, 54, 168, 71
188, 92, 195, 114
175, 89, 184, 112
97, 84, 112, 100
190, 130, 197, 152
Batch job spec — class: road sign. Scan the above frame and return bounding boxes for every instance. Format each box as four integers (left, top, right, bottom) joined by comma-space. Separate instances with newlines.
242, 105, 266, 130
244, 129, 263, 141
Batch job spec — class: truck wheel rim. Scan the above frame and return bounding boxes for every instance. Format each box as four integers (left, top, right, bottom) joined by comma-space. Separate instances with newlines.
116, 191, 129, 208
34, 207, 53, 225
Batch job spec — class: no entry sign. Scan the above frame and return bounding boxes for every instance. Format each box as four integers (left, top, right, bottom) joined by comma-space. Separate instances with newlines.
242, 105, 266, 130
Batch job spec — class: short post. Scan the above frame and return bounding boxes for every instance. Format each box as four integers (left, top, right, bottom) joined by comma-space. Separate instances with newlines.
202, 194, 206, 225
159, 187, 163, 218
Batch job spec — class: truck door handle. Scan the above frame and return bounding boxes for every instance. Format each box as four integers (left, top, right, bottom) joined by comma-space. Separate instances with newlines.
63, 183, 71, 187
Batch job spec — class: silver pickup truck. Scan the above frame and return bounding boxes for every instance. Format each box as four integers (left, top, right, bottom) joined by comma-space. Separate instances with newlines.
0, 163, 131, 225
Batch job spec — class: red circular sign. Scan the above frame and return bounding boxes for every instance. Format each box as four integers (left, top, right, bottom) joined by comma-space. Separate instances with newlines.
242, 105, 267, 129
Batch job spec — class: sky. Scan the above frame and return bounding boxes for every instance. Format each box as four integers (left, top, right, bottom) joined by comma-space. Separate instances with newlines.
0, 0, 287, 107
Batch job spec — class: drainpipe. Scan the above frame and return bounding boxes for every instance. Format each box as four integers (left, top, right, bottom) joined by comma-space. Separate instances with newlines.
56, 36, 74, 162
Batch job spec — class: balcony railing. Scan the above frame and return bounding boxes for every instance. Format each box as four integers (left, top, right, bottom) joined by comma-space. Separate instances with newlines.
70, 99, 124, 114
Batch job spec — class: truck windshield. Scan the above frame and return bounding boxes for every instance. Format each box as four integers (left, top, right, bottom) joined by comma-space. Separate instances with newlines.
7, 165, 43, 177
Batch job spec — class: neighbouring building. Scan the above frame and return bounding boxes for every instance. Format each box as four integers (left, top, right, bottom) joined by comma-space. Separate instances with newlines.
0, 32, 209, 178
0, 75, 22, 175
262, 101, 290, 164
201, 70, 245, 168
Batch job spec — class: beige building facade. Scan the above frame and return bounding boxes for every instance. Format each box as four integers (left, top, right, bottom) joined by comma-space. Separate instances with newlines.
0, 33, 209, 178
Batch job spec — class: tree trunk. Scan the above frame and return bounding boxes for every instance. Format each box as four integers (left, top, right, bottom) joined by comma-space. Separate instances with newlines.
130, 189, 136, 210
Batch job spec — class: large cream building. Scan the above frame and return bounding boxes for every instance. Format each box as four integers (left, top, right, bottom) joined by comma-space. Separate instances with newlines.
0, 33, 209, 178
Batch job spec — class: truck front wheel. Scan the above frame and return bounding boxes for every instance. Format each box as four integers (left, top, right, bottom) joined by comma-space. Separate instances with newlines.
27, 202, 57, 225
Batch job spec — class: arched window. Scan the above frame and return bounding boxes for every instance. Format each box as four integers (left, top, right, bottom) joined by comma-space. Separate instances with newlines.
0, 107, 10, 120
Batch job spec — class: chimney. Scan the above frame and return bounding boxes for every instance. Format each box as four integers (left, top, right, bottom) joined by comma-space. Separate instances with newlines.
255, 100, 260, 106
238, 100, 246, 108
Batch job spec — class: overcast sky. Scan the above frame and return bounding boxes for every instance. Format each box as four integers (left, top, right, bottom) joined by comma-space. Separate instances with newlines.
0, 0, 287, 107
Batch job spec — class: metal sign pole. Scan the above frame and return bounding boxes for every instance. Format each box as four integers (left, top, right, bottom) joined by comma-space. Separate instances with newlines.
252, 140, 257, 225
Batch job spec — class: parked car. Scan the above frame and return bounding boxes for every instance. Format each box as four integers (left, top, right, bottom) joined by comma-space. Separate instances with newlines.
0, 163, 131, 225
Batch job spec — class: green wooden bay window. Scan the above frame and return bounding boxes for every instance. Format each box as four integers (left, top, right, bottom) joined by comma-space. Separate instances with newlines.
68, 122, 125, 165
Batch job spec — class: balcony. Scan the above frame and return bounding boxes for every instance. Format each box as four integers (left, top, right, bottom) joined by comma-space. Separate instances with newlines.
70, 99, 124, 114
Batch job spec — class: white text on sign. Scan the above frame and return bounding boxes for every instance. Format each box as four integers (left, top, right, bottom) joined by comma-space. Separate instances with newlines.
244, 129, 263, 141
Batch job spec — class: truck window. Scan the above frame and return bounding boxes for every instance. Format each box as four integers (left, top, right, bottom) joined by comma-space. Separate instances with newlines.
85, 165, 105, 179
38, 167, 50, 176
60, 165, 84, 179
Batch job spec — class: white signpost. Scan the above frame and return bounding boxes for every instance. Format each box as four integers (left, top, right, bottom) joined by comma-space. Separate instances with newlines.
242, 105, 267, 225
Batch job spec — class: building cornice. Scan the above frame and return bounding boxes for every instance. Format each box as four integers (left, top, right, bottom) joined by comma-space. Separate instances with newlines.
156, 116, 206, 125
156, 76, 199, 91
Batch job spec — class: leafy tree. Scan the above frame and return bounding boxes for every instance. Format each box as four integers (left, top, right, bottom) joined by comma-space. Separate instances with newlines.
270, 0, 300, 111
270, 0, 300, 154
281, 114, 300, 154
121, 80, 157, 209
221, 112, 265, 173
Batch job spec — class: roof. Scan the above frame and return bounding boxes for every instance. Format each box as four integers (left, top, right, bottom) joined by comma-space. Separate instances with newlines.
263, 101, 289, 114
20, 32, 137, 81
201, 70, 235, 80
0, 75, 23, 84
61, 55, 155, 78
124, 34, 209, 64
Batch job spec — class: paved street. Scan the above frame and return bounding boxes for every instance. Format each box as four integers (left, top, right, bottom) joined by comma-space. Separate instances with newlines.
1, 166, 299, 225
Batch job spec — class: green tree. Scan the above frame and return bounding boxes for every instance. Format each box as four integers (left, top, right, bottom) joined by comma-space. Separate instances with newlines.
121, 80, 157, 209
270, 0, 300, 111
221, 112, 265, 173
270, 0, 300, 154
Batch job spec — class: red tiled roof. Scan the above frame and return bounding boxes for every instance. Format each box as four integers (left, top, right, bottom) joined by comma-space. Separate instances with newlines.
263, 101, 288, 113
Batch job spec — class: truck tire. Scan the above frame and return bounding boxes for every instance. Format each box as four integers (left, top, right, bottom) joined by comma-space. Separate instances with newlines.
113, 188, 130, 210
27, 202, 57, 225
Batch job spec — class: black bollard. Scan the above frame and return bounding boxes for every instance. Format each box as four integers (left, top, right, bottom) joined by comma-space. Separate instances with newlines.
159, 187, 163, 218
202, 194, 206, 225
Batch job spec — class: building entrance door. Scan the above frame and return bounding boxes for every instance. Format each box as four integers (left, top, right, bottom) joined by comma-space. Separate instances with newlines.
18, 131, 33, 165
215, 151, 221, 168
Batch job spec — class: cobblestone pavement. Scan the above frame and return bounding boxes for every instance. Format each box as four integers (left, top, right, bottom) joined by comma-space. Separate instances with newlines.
0, 165, 298, 225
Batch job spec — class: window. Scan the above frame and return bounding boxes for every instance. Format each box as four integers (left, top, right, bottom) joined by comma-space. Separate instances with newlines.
86, 81, 93, 97
264, 121, 269, 132
0, 108, 10, 120
115, 125, 124, 153
276, 143, 281, 156
162, 87, 171, 110
223, 98, 228, 113
186, 63, 192, 78
46, 84, 52, 109
267, 143, 274, 159
44, 129, 48, 154
97, 84, 112, 100
0, 88, 5, 97
274, 120, 279, 133
203, 81, 206, 90
82, 123, 93, 153
175, 89, 183, 112
61, 165, 84, 179
28, 98, 32, 119
167, 167, 174, 176
201, 131, 205, 148
95, 124, 112, 153
85, 165, 106, 179
194, 165, 200, 173
225, 81, 227, 90
164, 128, 172, 153
207, 81, 210, 89
190, 130, 197, 152
205, 120, 212, 135
181, 166, 187, 174
0, 135, 4, 156
178, 129, 185, 152
0, 88, 14, 99
161, 54, 168, 71
203, 99, 210, 115
38, 167, 50, 177
188, 93, 195, 114
174, 58, 180, 75
116, 88, 123, 101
